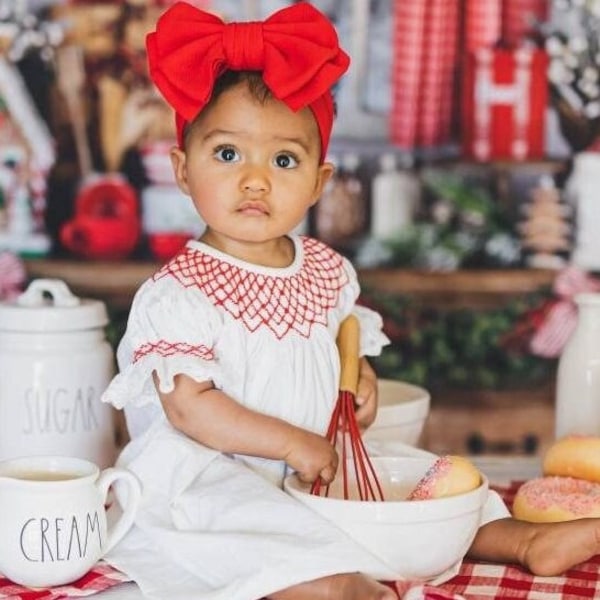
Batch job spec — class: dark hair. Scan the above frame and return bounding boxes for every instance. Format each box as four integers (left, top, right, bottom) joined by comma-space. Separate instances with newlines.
183, 70, 338, 147
207, 70, 338, 114
183, 71, 271, 144
211, 71, 272, 104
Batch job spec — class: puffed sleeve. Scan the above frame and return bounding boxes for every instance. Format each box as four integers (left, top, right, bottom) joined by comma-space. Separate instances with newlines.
102, 277, 224, 409
337, 256, 390, 357
354, 304, 390, 356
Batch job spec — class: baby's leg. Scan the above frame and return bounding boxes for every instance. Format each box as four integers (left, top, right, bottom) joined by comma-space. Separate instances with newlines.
267, 573, 398, 600
519, 518, 600, 576
469, 517, 600, 576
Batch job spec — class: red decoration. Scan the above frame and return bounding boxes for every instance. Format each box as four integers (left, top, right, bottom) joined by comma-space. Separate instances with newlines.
389, 0, 460, 149
60, 177, 141, 260
461, 47, 549, 161
501, 266, 600, 358
147, 2, 349, 161
67, 1, 189, 5
0, 252, 25, 300
464, 0, 502, 52
464, 0, 548, 51
147, 232, 191, 262
503, 0, 548, 48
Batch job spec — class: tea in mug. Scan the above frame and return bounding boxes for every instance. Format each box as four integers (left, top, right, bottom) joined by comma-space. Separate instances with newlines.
8, 471, 77, 481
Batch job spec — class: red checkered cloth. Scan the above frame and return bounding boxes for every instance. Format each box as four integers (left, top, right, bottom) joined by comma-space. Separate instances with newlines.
390, 0, 459, 149
440, 555, 600, 599
401, 480, 600, 599
0, 563, 130, 599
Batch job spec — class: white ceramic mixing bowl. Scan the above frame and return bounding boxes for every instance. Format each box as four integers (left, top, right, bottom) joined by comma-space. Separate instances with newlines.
364, 380, 430, 445
284, 456, 488, 582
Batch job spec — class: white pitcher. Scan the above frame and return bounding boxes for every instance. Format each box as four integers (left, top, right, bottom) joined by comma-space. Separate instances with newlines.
0, 279, 118, 467
555, 292, 600, 438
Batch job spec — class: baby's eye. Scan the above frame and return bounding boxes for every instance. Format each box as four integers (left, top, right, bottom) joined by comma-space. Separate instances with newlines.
274, 153, 298, 169
214, 146, 240, 162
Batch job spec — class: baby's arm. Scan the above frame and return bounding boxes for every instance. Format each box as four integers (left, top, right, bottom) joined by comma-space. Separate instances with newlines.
153, 372, 338, 484
468, 516, 600, 576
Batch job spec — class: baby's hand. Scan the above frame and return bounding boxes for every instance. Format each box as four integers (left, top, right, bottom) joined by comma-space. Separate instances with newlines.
284, 429, 338, 485
354, 357, 378, 430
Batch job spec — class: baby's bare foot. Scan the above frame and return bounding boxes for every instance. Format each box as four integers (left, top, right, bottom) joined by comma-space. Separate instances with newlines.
522, 518, 600, 576
268, 572, 398, 600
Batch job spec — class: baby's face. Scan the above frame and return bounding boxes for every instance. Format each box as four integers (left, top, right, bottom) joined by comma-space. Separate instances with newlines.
170, 81, 334, 251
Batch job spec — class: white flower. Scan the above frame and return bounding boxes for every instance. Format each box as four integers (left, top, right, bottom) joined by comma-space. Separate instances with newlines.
569, 35, 588, 53
583, 100, 600, 116
485, 234, 521, 264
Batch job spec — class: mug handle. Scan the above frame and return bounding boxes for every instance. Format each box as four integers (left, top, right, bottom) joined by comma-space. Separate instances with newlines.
96, 467, 142, 554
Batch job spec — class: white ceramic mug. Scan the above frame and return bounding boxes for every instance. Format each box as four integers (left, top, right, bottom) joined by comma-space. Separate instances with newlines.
0, 455, 141, 588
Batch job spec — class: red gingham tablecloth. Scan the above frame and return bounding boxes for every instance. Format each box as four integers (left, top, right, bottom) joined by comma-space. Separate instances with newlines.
392, 481, 600, 599
2, 481, 600, 599
437, 555, 600, 599
0, 563, 129, 599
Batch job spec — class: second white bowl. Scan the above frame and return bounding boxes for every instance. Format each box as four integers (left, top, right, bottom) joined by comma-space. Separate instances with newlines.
364, 379, 430, 445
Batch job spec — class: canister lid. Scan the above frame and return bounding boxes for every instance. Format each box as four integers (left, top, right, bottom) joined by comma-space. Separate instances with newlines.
0, 279, 109, 332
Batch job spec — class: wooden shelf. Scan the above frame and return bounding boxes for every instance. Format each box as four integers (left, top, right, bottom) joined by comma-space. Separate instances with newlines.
24, 259, 556, 310
24, 259, 158, 309
422, 382, 555, 457
359, 268, 555, 309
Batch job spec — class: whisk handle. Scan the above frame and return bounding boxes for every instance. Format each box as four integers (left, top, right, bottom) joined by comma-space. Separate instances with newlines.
337, 315, 360, 396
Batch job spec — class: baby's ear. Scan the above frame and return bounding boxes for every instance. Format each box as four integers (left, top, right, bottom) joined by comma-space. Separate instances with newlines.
170, 147, 190, 194
313, 161, 335, 204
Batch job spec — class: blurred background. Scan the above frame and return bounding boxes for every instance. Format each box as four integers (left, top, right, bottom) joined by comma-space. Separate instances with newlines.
2, 0, 600, 455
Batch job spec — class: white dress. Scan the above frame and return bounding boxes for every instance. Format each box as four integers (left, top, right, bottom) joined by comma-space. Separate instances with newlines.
102, 235, 508, 600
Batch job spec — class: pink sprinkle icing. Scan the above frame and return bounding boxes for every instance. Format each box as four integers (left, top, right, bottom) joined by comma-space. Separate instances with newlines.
407, 456, 451, 500
517, 477, 600, 516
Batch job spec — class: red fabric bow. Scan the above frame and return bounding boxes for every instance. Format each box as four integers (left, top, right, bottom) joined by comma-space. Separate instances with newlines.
529, 266, 600, 358
146, 1, 349, 160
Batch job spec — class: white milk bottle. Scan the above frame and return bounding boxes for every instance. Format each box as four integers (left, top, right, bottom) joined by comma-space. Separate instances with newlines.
555, 293, 600, 438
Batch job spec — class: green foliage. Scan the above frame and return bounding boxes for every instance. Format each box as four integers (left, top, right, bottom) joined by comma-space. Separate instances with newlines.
105, 306, 129, 351
424, 172, 499, 223
103, 285, 555, 393
379, 172, 520, 270
363, 288, 554, 390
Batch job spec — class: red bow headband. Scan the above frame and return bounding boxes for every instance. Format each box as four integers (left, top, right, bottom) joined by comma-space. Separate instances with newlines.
146, 1, 350, 161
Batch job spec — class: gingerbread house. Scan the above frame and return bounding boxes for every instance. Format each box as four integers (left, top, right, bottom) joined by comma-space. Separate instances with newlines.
0, 55, 55, 256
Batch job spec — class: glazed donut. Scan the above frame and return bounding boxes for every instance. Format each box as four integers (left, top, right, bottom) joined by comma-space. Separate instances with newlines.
513, 476, 600, 522
407, 455, 481, 500
543, 436, 600, 483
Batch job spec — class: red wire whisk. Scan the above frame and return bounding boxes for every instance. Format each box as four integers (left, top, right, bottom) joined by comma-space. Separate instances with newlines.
311, 315, 384, 501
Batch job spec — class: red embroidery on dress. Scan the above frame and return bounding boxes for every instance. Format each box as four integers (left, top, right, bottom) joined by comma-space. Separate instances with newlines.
133, 341, 215, 363
153, 237, 348, 339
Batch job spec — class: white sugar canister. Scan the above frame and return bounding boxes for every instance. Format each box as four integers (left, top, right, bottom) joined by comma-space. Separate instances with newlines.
0, 279, 117, 467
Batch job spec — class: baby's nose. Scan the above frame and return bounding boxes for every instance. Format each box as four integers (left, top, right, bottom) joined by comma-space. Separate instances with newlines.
240, 165, 270, 193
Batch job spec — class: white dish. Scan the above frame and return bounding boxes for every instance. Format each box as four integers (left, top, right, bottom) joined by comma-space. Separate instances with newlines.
284, 456, 487, 582
364, 379, 430, 445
